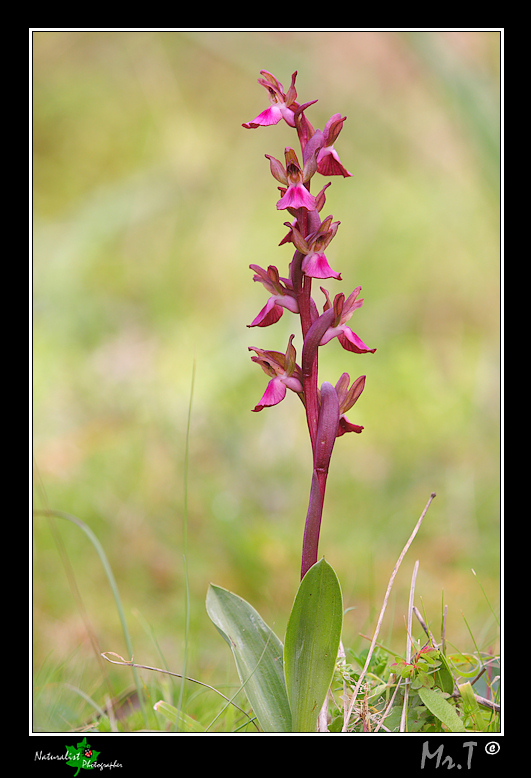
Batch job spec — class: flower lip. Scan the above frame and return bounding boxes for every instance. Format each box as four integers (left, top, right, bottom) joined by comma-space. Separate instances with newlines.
301, 252, 341, 280
248, 293, 299, 328
243, 105, 285, 129
277, 183, 316, 211
337, 417, 364, 435
317, 146, 352, 177
251, 376, 286, 412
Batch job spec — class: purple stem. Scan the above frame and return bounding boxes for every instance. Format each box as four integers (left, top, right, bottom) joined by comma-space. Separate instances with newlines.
300, 381, 339, 579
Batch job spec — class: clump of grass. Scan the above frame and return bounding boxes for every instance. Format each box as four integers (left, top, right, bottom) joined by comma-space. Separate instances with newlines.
329, 579, 500, 733
322, 494, 500, 733
33, 507, 149, 729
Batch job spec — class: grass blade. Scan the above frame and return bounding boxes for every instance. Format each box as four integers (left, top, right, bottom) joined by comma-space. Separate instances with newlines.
35, 509, 147, 726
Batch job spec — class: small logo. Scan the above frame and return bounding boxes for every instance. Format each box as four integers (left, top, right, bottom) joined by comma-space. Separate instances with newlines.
485, 741, 500, 755
65, 737, 100, 776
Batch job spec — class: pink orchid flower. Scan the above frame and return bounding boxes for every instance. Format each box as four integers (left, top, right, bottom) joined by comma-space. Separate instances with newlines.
279, 182, 332, 248
249, 334, 303, 412
265, 148, 317, 211
248, 264, 299, 328
319, 287, 376, 354
316, 114, 352, 177
288, 215, 342, 280
242, 71, 298, 129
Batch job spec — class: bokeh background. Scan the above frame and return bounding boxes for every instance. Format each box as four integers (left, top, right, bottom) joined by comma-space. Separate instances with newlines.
33, 30, 500, 729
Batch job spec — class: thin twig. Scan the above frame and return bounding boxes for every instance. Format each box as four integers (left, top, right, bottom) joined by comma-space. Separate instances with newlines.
101, 652, 257, 726
468, 655, 499, 688
413, 605, 439, 648
342, 493, 436, 731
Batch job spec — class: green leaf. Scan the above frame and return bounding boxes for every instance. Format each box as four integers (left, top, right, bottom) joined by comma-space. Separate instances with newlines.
413, 670, 434, 689
447, 652, 482, 679
284, 558, 343, 732
434, 652, 455, 695
392, 659, 414, 679
418, 686, 467, 732
206, 584, 291, 733
420, 649, 441, 665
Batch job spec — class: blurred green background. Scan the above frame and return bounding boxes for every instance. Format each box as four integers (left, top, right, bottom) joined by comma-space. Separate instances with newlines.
33, 30, 500, 728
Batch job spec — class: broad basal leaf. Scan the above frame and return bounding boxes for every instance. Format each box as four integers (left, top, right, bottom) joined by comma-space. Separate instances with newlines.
283, 558, 343, 732
206, 584, 291, 732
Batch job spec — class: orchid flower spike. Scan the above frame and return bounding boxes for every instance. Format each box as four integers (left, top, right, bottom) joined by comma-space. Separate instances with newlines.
248, 334, 304, 412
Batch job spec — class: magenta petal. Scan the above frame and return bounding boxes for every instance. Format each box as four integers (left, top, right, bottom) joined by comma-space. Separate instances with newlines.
248, 293, 299, 328
276, 183, 316, 211
252, 377, 287, 412
243, 105, 283, 129
248, 298, 284, 328
337, 328, 376, 354
302, 252, 341, 280
317, 147, 352, 177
